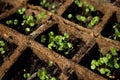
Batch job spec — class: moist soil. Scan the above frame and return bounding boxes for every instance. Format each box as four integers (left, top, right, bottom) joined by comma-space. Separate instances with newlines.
27, 0, 65, 13
0, 9, 41, 35
0, 38, 17, 66
101, 13, 120, 41
79, 44, 120, 79
2, 48, 61, 80
35, 24, 85, 59
62, 2, 104, 29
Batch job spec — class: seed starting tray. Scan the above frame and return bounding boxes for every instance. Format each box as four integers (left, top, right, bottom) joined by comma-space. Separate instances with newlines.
0, 0, 120, 80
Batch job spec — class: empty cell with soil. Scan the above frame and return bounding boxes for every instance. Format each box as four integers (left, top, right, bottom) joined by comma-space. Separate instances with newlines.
27, 0, 65, 13
79, 44, 120, 79
0, 7, 48, 35
35, 24, 85, 59
0, 38, 17, 66
2, 48, 61, 80
101, 13, 120, 41
62, 0, 104, 29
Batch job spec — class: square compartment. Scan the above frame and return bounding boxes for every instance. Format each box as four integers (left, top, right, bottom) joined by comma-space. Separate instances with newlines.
2, 48, 61, 80
35, 23, 85, 59
0, 7, 48, 35
79, 44, 120, 79
62, 1, 104, 29
0, 38, 17, 66
27, 0, 65, 13
101, 13, 120, 41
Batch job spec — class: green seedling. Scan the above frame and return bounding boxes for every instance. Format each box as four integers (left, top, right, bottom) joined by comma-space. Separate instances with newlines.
40, 31, 73, 55
88, 16, 100, 28
91, 47, 120, 78
23, 68, 56, 80
5, 7, 47, 34
68, 14, 73, 19
0, 39, 6, 58
67, 0, 101, 28
113, 23, 120, 40
17, 7, 26, 15
76, 15, 87, 23
40, 0, 58, 13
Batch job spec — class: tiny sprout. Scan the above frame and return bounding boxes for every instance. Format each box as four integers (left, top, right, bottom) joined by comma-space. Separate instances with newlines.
88, 16, 100, 28
85, 8, 89, 15
50, 77, 56, 80
0, 47, 5, 54
0, 40, 5, 47
25, 27, 30, 33
37, 12, 47, 21
41, 35, 46, 43
110, 47, 117, 56
23, 73, 31, 79
51, 4, 56, 9
83, 1, 89, 7
76, 15, 87, 23
17, 7, 26, 15
14, 19, 18, 25
68, 14, 73, 19
48, 61, 54, 66
89, 5, 95, 12
40, 0, 46, 6
6, 20, 13, 25
91, 47, 120, 77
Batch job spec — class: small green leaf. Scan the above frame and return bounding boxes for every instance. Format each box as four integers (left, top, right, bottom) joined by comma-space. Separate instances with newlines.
102, 57, 108, 63
114, 63, 119, 69
68, 14, 73, 19
91, 65, 96, 70
41, 35, 46, 43
25, 27, 30, 33
99, 68, 105, 74
76, 15, 87, 23
50, 77, 56, 80
23, 73, 31, 79
89, 5, 95, 12
110, 47, 117, 56
106, 53, 112, 59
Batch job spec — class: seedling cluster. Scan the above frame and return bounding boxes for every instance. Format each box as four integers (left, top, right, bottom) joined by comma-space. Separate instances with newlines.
40, 31, 73, 55
67, 0, 100, 28
40, 0, 58, 13
23, 61, 56, 80
6, 7, 47, 34
0, 39, 6, 58
91, 47, 120, 78
109, 23, 120, 41
23, 68, 56, 80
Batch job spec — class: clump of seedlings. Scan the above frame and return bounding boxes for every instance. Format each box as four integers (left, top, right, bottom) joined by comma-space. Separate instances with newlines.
0, 39, 6, 58
65, 0, 102, 29
40, 0, 57, 13
91, 47, 120, 79
40, 31, 73, 55
5, 7, 47, 34
23, 68, 56, 80
109, 23, 120, 41
28, 0, 64, 13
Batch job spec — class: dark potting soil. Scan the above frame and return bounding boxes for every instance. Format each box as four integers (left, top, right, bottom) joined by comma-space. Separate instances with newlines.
0, 1, 13, 14
27, 0, 65, 13
35, 24, 85, 59
101, 13, 120, 41
0, 38, 17, 66
0, 10, 39, 35
62, 2, 104, 29
2, 48, 61, 80
79, 44, 120, 79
